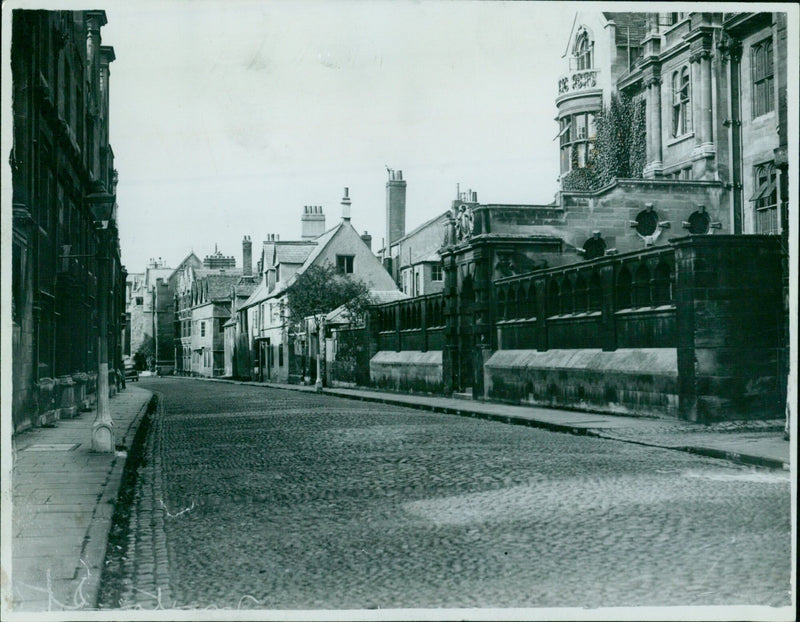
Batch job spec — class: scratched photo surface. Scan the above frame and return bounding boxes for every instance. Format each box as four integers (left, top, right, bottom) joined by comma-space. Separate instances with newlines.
2, 1, 796, 620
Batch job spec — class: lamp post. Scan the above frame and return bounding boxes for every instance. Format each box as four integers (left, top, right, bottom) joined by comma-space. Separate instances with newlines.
315, 313, 325, 392
87, 184, 116, 452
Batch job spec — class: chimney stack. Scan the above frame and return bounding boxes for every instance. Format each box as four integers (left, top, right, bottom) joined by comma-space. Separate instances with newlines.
385, 168, 406, 252
341, 187, 351, 222
361, 230, 372, 251
242, 235, 252, 276
301, 205, 325, 239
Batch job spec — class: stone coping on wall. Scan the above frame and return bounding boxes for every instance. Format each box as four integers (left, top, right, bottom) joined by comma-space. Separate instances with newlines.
485, 348, 677, 375
370, 350, 443, 367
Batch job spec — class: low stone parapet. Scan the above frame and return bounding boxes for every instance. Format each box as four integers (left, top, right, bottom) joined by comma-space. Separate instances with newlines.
484, 348, 679, 418
370, 350, 443, 394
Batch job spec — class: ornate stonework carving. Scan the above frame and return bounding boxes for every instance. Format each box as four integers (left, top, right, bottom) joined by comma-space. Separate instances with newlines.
689, 48, 712, 64
454, 204, 474, 243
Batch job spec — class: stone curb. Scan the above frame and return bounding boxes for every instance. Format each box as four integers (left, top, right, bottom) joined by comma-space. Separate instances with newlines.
186, 377, 789, 471
77, 389, 153, 609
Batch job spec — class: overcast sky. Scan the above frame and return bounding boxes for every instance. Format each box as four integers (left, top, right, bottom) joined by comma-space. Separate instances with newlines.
95, 0, 576, 272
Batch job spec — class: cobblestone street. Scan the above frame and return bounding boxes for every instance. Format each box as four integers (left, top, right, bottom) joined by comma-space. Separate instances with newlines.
99, 378, 791, 611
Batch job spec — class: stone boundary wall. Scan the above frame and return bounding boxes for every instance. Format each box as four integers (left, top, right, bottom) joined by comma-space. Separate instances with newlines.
370, 351, 443, 394
484, 348, 679, 417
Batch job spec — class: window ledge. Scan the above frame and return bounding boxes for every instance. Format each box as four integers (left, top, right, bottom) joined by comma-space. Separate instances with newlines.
666, 131, 694, 147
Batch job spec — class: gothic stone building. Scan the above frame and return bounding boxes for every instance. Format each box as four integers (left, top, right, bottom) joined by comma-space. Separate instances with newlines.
332, 11, 789, 423
11, 10, 125, 432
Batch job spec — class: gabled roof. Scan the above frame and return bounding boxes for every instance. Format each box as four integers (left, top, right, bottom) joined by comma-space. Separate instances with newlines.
233, 276, 259, 298
400, 249, 441, 269
241, 223, 346, 310
386, 211, 449, 252
293, 222, 343, 275
241, 278, 268, 309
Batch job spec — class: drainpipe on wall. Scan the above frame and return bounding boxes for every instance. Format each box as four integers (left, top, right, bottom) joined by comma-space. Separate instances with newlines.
728, 40, 744, 233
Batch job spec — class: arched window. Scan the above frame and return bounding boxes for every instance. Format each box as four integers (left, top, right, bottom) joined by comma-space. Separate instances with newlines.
633, 264, 651, 308
653, 262, 673, 305
561, 278, 574, 315
672, 67, 691, 137
525, 283, 537, 319
753, 162, 778, 234
509, 287, 519, 320
574, 274, 588, 313
574, 29, 593, 70
547, 279, 560, 317
752, 38, 774, 117
616, 267, 632, 309
589, 272, 603, 311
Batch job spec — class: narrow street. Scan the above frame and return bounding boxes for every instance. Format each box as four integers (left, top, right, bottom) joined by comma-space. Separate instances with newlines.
99, 378, 791, 610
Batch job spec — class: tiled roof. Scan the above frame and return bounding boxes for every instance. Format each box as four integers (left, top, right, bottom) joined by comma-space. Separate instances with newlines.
370, 289, 409, 304
386, 211, 449, 251
241, 279, 268, 309
240, 222, 345, 310
233, 277, 259, 298
325, 289, 408, 324
603, 12, 648, 47
202, 274, 242, 301
275, 242, 317, 265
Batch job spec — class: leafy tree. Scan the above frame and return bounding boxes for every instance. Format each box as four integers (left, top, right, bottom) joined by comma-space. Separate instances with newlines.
285, 263, 373, 326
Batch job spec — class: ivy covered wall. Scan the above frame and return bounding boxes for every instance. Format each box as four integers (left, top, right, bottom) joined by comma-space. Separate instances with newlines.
561, 93, 646, 192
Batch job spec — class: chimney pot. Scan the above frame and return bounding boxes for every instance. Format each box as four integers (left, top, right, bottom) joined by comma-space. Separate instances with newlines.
361, 230, 372, 251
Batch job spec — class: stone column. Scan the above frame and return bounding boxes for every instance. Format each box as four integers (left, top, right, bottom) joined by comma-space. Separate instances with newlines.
85, 12, 105, 178
644, 73, 663, 177
698, 50, 713, 147
440, 247, 458, 396
689, 39, 716, 179
689, 53, 703, 148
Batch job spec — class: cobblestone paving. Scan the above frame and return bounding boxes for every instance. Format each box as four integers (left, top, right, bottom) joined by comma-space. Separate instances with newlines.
101, 378, 791, 611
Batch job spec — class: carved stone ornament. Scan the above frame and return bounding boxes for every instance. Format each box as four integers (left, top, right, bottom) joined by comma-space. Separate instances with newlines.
454, 204, 474, 243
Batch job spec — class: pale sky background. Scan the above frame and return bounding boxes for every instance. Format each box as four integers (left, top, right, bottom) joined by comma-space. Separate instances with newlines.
96, 0, 575, 272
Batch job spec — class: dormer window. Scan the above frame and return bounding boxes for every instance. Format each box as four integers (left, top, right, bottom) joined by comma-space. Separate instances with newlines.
574, 28, 593, 70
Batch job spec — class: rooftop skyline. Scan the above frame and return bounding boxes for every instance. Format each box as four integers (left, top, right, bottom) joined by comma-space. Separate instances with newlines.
96, 0, 574, 270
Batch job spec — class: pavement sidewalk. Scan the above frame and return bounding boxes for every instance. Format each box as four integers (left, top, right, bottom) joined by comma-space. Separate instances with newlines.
8, 385, 153, 613
199, 377, 791, 471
